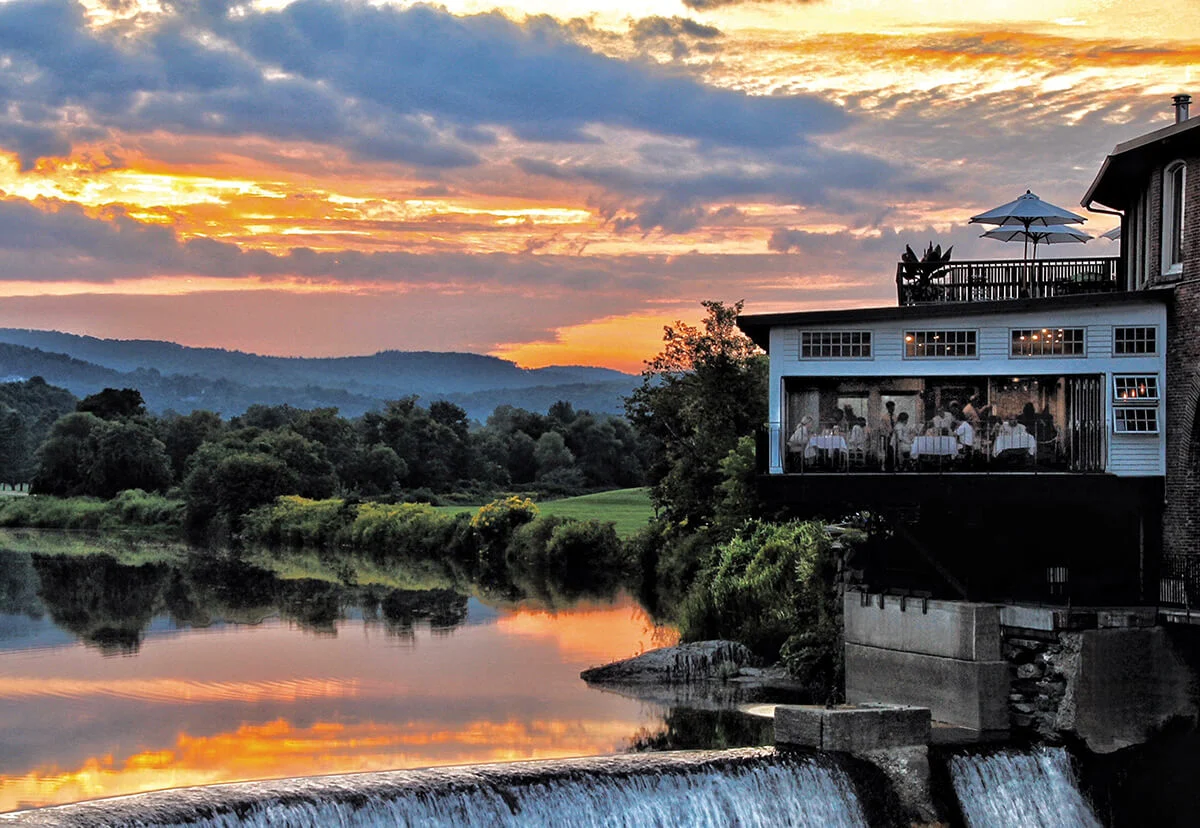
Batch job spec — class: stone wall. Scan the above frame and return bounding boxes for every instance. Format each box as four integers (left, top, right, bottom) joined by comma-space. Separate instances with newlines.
1003, 627, 1199, 753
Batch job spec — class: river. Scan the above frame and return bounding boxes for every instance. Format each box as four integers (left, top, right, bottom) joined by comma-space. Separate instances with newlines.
0, 537, 771, 814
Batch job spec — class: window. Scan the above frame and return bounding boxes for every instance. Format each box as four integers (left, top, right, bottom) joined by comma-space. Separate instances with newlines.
800, 331, 872, 358
904, 330, 976, 358
1114, 326, 1157, 355
1162, 161, 1185, 275
1011, 327, 1085, 357
1113, 375, 1160, 401
1114, 407, 1159, 433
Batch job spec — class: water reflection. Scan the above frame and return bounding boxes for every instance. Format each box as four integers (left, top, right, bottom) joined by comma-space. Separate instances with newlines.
0, 540, 766, 814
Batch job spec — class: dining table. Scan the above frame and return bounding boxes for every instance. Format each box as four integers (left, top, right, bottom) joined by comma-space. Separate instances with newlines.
910, 435, 960, 460
992, 431, 1037, 457
805, 433, 849, 459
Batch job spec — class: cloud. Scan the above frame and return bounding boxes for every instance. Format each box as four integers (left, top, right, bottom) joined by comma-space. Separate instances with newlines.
0, 0, 847, 170
682, 0, 821, 8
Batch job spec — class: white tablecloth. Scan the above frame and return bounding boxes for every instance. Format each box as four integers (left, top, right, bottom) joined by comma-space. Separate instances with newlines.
910, 435, 960, 459
805, 434, 849, 459
993, 432, 1037, 456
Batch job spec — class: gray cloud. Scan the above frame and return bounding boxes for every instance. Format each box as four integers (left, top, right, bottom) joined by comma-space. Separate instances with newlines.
0, 0, 846, 170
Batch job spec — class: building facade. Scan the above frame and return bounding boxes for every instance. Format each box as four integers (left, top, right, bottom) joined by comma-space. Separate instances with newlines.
739, 97, 1200, 607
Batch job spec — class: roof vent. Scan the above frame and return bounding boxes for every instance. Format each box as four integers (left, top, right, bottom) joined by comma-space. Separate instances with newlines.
1174, 94, 1192, 123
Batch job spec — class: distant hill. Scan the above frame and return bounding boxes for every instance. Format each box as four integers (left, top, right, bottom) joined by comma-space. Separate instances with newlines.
0, 331, 641, 420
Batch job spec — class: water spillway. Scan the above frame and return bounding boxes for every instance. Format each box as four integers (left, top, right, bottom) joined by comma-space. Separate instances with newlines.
0, 749, 869, 828
949, 746, 1101, 828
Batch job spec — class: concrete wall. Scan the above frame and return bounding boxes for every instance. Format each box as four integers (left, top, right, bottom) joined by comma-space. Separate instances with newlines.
844, 594, 1001, 661
1069, 627, 1198, 753
845, 645, 1009, 731
843, 594, 1010, 731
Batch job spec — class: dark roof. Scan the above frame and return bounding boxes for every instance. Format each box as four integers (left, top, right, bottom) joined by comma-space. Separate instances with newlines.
736, 289, 1172, 351
1083, 116, 1200, 211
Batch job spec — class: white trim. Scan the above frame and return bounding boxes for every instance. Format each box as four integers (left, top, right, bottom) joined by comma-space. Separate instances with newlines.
1161, 160, 1186, 277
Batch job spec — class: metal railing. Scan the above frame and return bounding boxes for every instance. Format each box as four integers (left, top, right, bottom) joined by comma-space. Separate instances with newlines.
895, 257, 1122, 305
1159, 552, 1200, 609
777, 419, 1105, 475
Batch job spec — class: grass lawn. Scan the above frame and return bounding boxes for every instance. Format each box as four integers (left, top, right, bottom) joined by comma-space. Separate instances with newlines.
436, 487, 654, 538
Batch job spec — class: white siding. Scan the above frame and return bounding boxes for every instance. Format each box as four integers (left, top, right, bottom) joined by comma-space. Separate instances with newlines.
1109, 435, 1163, 476
766, 297, 1168, 477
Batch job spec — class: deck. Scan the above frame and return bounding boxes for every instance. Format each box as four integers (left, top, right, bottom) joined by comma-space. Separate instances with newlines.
896, 256, 1122, 305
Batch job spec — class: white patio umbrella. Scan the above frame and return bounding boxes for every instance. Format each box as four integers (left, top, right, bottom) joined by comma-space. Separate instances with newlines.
970, 190, 1088, 260
1100, 226, 1121, 241
980, 224, 1093, 261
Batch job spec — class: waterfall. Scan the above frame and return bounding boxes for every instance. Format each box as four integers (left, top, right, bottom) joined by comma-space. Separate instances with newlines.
949, 747, 1101, 828
1, 749, 868, 828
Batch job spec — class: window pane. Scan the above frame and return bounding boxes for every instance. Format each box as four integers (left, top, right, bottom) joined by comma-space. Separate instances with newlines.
1114, 327, 1157, 355
1011, 327, 1085, 357
799, 331, 872, 359
905, 330, 976, 357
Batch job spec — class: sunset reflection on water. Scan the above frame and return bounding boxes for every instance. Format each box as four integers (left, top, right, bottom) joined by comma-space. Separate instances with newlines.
0, 597, 679, 813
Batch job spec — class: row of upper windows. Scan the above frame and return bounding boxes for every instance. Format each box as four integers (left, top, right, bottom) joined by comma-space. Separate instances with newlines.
798, 326, 1158, 359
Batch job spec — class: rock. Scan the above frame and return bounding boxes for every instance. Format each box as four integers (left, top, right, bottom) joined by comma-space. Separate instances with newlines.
580, 640, 757, 684
1013, 702, 1035, 714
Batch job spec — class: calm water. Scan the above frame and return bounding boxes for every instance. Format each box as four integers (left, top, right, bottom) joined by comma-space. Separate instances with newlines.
0, 539, 770, 814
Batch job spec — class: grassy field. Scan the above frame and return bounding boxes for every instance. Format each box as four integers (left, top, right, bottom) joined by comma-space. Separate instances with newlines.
436, 488, 654, 538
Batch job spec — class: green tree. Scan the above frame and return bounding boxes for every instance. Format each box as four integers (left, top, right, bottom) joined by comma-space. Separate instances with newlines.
0, 407, 30, 486
183, 445, 299, 531
87, 420, 173, 498
76, 388, 146, 420
625, 300, 768, 530
159, 410, 225, 482
30, 412, 106, 496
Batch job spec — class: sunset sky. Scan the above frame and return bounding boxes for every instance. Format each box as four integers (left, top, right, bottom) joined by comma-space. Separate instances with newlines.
0, 0, 1195, 371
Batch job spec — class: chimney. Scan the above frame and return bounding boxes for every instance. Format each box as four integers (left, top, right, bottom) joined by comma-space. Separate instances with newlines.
1174, 94, 1192, 123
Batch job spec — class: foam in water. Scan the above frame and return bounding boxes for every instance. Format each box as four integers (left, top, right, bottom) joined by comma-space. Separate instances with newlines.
949, 746, 1101, 828
0, 749, 868, 828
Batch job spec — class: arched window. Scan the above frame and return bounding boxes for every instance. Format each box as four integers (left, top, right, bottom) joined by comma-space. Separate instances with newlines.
1162, 160, 1186, 276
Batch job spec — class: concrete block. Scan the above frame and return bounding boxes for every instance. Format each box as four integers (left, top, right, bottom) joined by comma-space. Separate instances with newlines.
1000, 605, 1096, 632
775, 705, 930, 752
844, 594, 1001, 661
845, 643, 1010, 732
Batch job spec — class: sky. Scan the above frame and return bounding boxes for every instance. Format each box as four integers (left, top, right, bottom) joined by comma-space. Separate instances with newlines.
0, 0, 1196, 372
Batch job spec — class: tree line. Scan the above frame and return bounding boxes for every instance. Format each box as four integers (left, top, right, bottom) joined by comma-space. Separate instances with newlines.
0, 380, 650, 531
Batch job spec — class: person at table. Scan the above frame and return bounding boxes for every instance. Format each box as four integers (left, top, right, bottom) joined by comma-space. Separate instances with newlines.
879, 401, 897, 470
1000, 415, 1028, 437
1018, 402, 1038, 433
787, 416, 813, 470
893, 412, 914, 466
847, 416, 869, 454
954, 413, 975, 450
828, 407, 846, 434
932, 406, 954, 434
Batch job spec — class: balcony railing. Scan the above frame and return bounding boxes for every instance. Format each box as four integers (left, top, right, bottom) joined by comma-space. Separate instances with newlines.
761, 419, 1107, 476
895, 257, 1123, 305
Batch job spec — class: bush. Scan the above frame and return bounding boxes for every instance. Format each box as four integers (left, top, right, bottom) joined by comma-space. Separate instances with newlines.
104, 489, 184, 528
681, 519, 843, 699
471, 496, 538, 558
0, 490, 183, 532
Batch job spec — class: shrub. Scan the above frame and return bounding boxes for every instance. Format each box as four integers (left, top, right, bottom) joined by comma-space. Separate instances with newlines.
104, 489, 184, 528
471, 496, 539, 558
682, 519, 843, 699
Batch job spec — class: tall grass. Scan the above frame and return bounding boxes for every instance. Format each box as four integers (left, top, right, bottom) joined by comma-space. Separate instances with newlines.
0, 490, 183, 533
